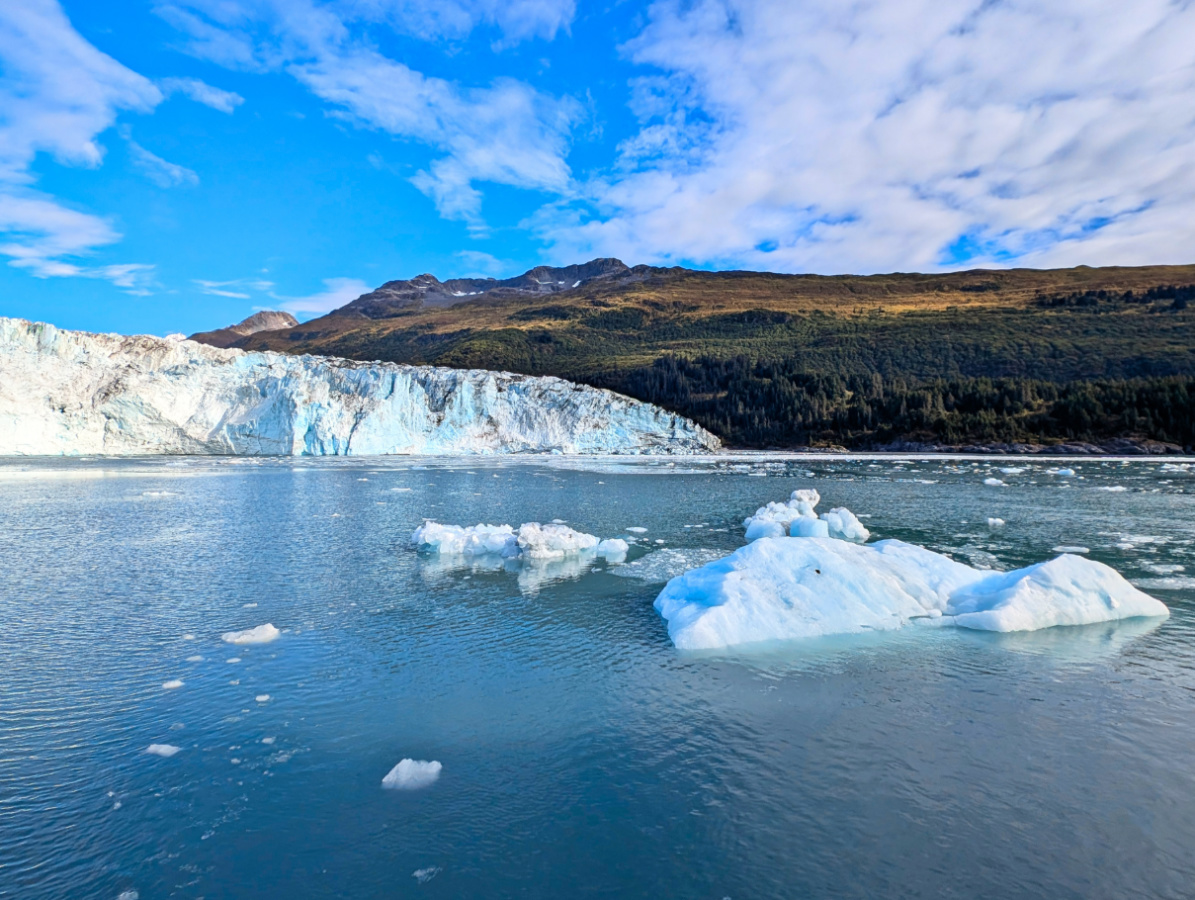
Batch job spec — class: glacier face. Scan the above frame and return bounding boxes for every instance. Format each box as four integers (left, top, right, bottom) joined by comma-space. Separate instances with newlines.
0, 318, 721, 456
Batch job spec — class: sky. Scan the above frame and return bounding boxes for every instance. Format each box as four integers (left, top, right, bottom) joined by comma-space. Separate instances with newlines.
1, 0, 1194, 336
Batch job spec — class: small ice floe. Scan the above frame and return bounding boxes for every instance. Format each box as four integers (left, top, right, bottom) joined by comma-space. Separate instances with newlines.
182, 634, 196, 641
1053, 546, 1090, 554
743, 489, 869, 543
1142, 563, 1185, 575
654, 529, 1168, 649
1097, 486, 1127, 492
382, 758, 442, 790
261, 736, 276, 745
145, 744, 181, 757
596, 539, 629, 563
998, 467, 1024, 475
1050, 468, 1076, 477
391, 487, 413, 492
413, 867, 442, 884
221, 624, 280, 645
186, 655, 203, 662
255, 694, 270, 703
983, 478, 1005, 487
626, 526, 648, 533
1133, 576, 1195, 591
141, 490, 180, 498
226, 657, 241, 664
162, 679, 183, 690
987, 518, 1005, 528
117, 891, 139, 900
243, 602, 258, 609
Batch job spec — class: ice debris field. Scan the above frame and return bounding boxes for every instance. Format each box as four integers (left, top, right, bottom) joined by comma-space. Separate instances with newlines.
412, 486, 1170, 652
656, 489, 1170, 650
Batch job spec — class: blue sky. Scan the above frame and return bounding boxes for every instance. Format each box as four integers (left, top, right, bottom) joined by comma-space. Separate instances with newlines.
2, 0, 1194, 336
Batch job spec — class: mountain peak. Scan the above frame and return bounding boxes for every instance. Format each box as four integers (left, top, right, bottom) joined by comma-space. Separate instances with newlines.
336, 258, 633, 319
188, 310, 298, 348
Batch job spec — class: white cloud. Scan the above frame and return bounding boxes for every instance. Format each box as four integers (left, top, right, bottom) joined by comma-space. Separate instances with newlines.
126, 134, 199, 187
159, 76, 244, 113
160, 0, 580, 231
541, 0, 1195, 273
0, 0, 161, 288
194, 277, 275, 298
271, 276, 371, 315
344, 0, 575, 43
454, 249, 510, 276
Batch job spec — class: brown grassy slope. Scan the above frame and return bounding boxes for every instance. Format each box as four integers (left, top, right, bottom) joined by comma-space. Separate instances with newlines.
239, 263, 1195, 339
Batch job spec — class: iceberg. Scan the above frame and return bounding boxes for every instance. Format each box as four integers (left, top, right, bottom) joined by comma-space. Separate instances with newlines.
410, 522, 518, 557
382, 758, 442, 790
145, 744, 182, 757
742, 489, 870, 543
0, 317, 719, 456
221, 624, 280, 644
654, 537, 1169, 650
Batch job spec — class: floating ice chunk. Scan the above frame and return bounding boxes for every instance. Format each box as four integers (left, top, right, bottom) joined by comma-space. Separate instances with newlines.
1051, 468, 1076, 477
610, 548, 728, 583
118, 891, 139, 900
596, 538, 629, 562
221, 624, 280, 645
413, 867, 442, 884
162, 679, 183, 690
654, 537, 1168, 650
1134, 576, 1195, 590
1052, 545, 1089, 554
1097, 486, 1127, 492
146, 744, 181, 757
226, 657, 241, 664
789, 517, 829, 538
743, 489, 820, 540
1142, 562, 1185, 575
516, 522, 599, 559
987, 518, 1005, 528
998, 467, 1024, 474
382, 758, 442, 790
255, 694, 270, 703
411, 521, 518, 557
182, 634, 195, 641
626, 526, 648, 533
186, 655, 203, 662
819, 508, 869, 543
983, 478, 1005, 486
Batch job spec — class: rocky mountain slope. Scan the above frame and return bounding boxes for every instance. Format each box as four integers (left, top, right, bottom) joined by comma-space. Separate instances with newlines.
0, 318, 719, 456
189, 310, 299, 348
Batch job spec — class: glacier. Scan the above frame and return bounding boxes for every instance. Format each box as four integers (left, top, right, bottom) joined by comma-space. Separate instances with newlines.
0, 318, 719, 456
655, 538, 1170, 650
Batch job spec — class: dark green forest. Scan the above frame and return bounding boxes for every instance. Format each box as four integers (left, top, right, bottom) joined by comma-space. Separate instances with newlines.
594, 357, 1195, 449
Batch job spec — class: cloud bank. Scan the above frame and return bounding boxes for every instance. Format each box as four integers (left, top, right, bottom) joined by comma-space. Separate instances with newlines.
542, 0, 1195, 273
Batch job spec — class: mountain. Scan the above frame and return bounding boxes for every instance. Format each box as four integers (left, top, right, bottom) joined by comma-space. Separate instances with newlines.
336, 258, 635, 318
191, 260, 1195, 450
189, 310, 299, 348
0, 317, 718, 456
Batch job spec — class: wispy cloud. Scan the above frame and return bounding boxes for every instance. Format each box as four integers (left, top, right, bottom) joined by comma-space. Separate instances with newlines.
540, 0, 1195, 272
159, 0, 580, 233
159, 76, 244, 113
0, 0, 160, 288
454, 249, 510, 277
270, 276, 371, 315
194, 277, 275, 298
126, 131, 199, 187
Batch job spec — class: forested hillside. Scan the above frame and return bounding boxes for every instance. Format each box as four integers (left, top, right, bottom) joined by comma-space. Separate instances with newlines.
202, 262, 1195, 450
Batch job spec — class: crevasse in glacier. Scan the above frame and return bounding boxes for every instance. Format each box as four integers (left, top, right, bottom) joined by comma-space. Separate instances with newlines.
0, 318, 720, 456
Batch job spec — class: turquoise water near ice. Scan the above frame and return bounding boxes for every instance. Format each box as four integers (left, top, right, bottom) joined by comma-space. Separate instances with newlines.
2, 455, 1194, 899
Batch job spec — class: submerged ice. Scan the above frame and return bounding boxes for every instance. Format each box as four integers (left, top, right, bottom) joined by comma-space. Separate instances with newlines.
655, 538, 1169, 650
0, 317, 718, 456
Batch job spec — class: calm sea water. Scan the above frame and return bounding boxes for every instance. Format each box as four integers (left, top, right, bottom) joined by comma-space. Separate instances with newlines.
1, 455, 1194, 899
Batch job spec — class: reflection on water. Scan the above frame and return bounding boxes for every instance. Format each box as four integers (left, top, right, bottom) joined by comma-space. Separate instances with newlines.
0, 454, 1193, 900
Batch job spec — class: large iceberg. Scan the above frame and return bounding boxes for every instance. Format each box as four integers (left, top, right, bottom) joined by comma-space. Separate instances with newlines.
655, 537, 1169, 650
0, 318, 719, 456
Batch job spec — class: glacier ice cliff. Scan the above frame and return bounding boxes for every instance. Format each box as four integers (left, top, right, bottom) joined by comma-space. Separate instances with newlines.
0, 318, 721, 456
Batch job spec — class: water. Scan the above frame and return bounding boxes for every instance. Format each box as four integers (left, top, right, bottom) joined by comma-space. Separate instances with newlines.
1, 455, 1194, 899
